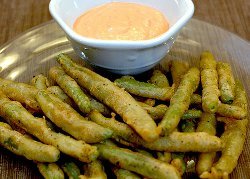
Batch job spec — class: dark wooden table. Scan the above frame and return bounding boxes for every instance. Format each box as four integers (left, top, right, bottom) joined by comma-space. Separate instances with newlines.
0, 0, 249, 178
0, 0, 249, 46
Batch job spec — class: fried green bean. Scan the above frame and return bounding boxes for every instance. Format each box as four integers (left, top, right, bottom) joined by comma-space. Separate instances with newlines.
0, 122, 59, 162
233, 80, 247, 110
47, 86, 75, 107
89, 111, 222, 152
0, 78, 40, 111
113, 168, 140, 179
170, 60, 189, 88
36, 90, 113, 143
57, 53, 159, 142
171, 153, 186, 176
181, 109, 202, 120
157, 152, 172, 163
200, 51, 220, 113
0, 92, 98, 162
158, 67, 200, 134
190, 94, 202, 104
139, 102, 201, 121
47, 86, 110, 115
214, 118, 248, 174
49, 66, 91, 113
114, 76, 174, 101
181, 119, 195, 133
96, 144, 181, 179
217, 62, 235, 104
196, 113, 217, 176
83, 160, 107, 179
37, 163, 64, 179
62, 161, 81, 179
31, 74, 50, 90
216, 102, 247, 119
149, 70, 170, 87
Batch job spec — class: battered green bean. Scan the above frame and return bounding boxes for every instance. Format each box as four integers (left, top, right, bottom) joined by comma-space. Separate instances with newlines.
190, 94, 202, 104
0, 92, 98, 162
217, 62, 235, 104
47, 86, 110, 115
96, 144, 181, 179
0, 78, 40, 111
83, 160, 107, 179
37, 163, 64, 179
214, 118, 247, 174
113, 168, 140, 179
37, 90, 112, 143
158, 67, 200, 134
196, 113, 217, 176
89, 111, 222, 152
170, 60, 189, 88
181, 109, 202, 120
171, 153, 186, 175
233, 80, 248, 111
157, 152, 172, 163
200, 51, 220, 113
49, 66, 91, 114
62, 161, 81, 179
149, 70, 170, 87
31, 74, 50, 90
57, 53, 159, 142
0, 122, 60, 162
181, 119, 195, 133
216, 102, 247, 119
114, 76, 174, 100
47, 86, 75, 107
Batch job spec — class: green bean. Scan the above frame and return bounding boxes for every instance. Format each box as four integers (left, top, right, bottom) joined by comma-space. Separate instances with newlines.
37, 163, 64, 179
0, 122, 59, 162
170, 60, 189, 88
190, 94, 202, 104
171, 153, 186, 176
113, 168, 140, 179
158, 67, 200, 134
31, 74, 50, 90
47, 86, 75, 107
135, 149, 153, 157
181, 119, 195, 133
47, 86, 110, 115
200, 51, 220, 113
89, 111, 222, 152
36, 90, 113, 143
83, 160, 107, 179
216, 102, 246, 119
115, 76, 174, 101
149, 70, 170, 87
214, 118, 248, 174
0, 78, 40, 111
62, 161, 81, 179
181, 109, 202, 120
57, 54, 159, 142
217, 62, 235, 104
96, 144, 181, 179
49, 66, 91, 113
0, 92, 98, 162
233, 80, 247, 111
157, 152, 172, 163
196, 113, 217, 176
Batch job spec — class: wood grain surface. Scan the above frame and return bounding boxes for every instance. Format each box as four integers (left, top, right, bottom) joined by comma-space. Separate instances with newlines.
0, 0, 249, 46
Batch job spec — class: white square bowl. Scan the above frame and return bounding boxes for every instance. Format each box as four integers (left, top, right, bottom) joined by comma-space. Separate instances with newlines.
49, 0, 194, 74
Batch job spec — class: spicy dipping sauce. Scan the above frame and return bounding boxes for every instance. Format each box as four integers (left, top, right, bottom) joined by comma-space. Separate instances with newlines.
73, 2, 169, 41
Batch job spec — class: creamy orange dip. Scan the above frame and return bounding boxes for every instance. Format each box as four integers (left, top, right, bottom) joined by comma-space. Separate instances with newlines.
73, 2, 169, 41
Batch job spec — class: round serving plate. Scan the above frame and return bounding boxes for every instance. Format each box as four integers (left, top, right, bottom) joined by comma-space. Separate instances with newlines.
0, 19, 249, 178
